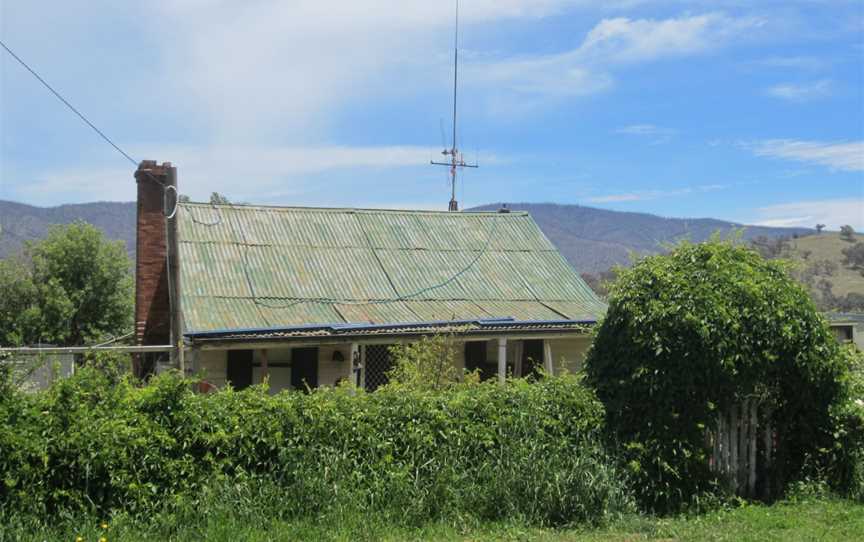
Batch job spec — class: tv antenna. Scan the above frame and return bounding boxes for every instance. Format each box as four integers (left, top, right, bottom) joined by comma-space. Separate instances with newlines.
431, 0, 477, 212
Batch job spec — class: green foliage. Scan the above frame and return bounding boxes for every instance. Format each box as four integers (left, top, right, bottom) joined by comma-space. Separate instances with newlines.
0, 370, 632, 529
0, 222, 133, 346
585, 239, 846, 512
842, 242, 864, 270
827, 346, 864, 501
840, 225, 856, 242
210, 192, 230, 205
0, 257, 40, 346
387, 332, 468, 391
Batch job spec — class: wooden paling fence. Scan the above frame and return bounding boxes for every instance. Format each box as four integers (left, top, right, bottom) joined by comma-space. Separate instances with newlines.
709, 399, 774, 499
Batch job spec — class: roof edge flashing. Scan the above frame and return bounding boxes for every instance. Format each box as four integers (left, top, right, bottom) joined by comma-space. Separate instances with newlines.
185, 317, 595, 339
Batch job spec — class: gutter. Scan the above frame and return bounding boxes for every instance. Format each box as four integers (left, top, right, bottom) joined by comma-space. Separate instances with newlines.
184, 317, 596, 340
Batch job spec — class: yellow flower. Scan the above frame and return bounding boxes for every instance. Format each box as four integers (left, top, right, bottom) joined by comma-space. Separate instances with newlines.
99, 537, 107, 542
101, 522, 109, 529
75, 537, 83, 542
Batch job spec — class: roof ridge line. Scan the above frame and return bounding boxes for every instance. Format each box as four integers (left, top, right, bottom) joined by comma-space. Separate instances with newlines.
178, 201, 528, 216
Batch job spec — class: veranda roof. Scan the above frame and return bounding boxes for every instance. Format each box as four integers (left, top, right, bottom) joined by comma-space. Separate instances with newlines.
176, 203, 606, 336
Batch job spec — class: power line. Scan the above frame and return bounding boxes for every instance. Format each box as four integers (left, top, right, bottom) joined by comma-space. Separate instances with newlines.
0, 39, 138, 166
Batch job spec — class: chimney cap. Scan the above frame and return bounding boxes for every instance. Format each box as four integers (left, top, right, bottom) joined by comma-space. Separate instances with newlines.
498, 204, 510, 214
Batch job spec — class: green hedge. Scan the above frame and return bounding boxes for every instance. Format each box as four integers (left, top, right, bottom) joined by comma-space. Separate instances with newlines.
828, 346, 864, 501
0, 369, 633, 528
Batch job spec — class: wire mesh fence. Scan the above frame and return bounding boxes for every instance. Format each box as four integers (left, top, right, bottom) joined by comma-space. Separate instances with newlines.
364, 344, 395, 392
0, 347, 173, 391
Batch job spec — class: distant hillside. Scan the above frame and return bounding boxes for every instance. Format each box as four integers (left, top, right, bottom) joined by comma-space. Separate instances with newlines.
1, 199, 817, 276
0, 200, 136, 260
772, 232, 864, 310
471, 202, 814, 274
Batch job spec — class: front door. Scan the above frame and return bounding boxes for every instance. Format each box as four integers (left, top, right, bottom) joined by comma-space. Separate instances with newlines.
227, 350, 253, 390
291, 347, 319, 391
364, 344, 394, 391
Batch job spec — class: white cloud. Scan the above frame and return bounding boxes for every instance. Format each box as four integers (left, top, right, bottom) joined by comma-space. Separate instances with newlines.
615, 124, 673, 135
12, 144, 443, 204
750, 140, 864, 171
765, 79, 833, 102
149, 0, 604, 140
468, 12, 759, 111
473, 57, 613, 99
585, 183, 728, 203
614, 124, 677, 143
751, 198, 864, 230
755, 56, 830, 71
577, 12, 764, 63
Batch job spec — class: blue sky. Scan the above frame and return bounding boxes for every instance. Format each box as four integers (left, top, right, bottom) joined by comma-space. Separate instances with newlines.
1, 0, 862, 229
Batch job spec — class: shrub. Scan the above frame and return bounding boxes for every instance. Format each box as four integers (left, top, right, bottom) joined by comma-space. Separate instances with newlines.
387, 332, 467, 391
585, 239, 846, 513
828, 346, 864, 501
0, 369, 633, 528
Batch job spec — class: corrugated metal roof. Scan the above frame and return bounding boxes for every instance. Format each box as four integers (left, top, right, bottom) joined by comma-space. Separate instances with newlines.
177, 203, 606, 334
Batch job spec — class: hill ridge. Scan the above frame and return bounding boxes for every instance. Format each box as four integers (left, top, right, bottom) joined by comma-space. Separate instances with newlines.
2, 199, 813, 274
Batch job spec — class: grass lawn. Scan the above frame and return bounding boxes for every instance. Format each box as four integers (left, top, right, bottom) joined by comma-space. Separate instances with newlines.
38, 498, 862, 542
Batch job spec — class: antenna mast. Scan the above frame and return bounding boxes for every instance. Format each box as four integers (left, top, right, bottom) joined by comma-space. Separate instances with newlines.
431, 0, 477, 212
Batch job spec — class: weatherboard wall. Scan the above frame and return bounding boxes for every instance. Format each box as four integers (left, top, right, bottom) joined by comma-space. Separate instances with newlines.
193, 337, 588, 392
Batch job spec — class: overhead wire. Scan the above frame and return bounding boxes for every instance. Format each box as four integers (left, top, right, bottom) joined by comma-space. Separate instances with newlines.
1, 39, 501, 317
0, 39, 138, 166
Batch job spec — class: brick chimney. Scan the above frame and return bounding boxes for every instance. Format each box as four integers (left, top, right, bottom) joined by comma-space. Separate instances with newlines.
134, 161, 179, 375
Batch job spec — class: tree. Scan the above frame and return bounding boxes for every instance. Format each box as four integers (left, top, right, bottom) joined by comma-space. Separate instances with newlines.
0, 222, 133, 346
210, 192, 230, 205
836, 292, 864, 312
580, 268, 619, 298
386, 332, 466, 391
750, 235, 789, 259
842, 242, 864, 270
816, 224, 826, 234
816, 278, 837, 310
585, 239, 845, 512
840, 225, 855, 242
0, 257, 40, 346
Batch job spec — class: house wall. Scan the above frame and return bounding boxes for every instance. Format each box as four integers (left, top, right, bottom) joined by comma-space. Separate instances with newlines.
196, 349, 227, 388
194, 344, 354, 392
482, 336, 591, 375
192, 334, 593, 392
548, 337, 592, 373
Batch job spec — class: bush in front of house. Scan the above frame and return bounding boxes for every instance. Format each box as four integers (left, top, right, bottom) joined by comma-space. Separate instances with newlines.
585, 238, 848, 513
0, 366, 633, 529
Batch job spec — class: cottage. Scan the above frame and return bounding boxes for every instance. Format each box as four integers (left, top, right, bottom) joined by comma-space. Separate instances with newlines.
134, 161, 606, 391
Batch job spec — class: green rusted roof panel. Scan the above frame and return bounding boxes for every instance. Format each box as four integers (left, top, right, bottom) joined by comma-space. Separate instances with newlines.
176, 203, 606, 332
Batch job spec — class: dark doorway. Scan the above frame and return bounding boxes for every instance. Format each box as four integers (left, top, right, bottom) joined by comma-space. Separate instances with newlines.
521, 340, 544, 380
227, 350, 253, 390
364, 344, 394, 392
291, 347, 319, 391
465, 341, 492, 381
